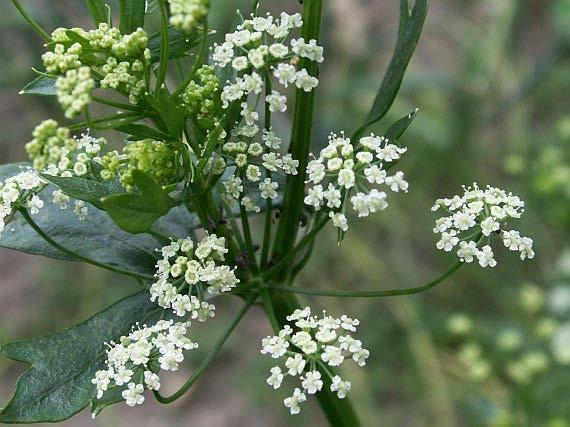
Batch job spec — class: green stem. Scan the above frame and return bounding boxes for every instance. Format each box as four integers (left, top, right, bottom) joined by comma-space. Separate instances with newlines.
92, 95, 141, 112
19, 209, 154, 281
271, 0, 323, 277
239, 201, 259, 273
269, 259, 464, 298
156, 0, 169, 91
172, 23, 210, 98
260, 74, 273, 269
11, 0, 50, 42
265, 214, 327, 279
154, 293, 257, 404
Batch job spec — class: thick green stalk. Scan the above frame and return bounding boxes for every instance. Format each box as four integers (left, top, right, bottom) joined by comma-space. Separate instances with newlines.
271, 0, 323, 274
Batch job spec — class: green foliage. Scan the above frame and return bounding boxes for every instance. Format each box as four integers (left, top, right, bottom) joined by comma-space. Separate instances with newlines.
19, 75, 56, 96
102, 170, 178, 233
0, 291, 168, 423
41, 173, 122, 210
85, 0, 109, 25
119, 0, 146, 34
355, 0, 429, 138
385, 108, 419, 142
147, 26, 205, 62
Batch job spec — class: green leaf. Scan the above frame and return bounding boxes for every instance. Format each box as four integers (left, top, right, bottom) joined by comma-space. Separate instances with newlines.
119, 0, 146, 34
148, 87, 186, 137
356, 0, 429, 136
102, 170, 178, 234
19, 76, 56, 96
85, 0, 108, 24
0, 292, 167, 423
40, 174, 123, 210
116, 123, 171, 141
384, 108, 419, 142
0, 164, 194, 277
148, 26, 204, 62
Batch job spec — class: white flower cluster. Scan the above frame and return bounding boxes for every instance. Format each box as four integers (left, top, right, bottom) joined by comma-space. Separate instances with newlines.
0, 168, 45, 235
304, 132, 408, 232
168, 0, 209, 33
214, 12, 322, 110
432, 183, 534, 267
220, 126, 298, 212
92, 320, 197, 407
150, 234, 238, 318
260, 307, 368, 415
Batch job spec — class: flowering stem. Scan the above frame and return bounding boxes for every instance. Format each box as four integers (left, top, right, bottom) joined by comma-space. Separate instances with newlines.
260, 74, 273, 269
239, 201, 259, 273
264, 214, 328, 280
156, 0, 169, 91
271, 0, 323, 276
153, 293, 257, 404
11, 0, 50, 42
19, 209, 155, 281
268, 259, 465, 298
92, 95, 141, 112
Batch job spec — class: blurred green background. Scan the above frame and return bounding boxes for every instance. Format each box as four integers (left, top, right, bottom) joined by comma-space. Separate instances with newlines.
1, 0, 569, 426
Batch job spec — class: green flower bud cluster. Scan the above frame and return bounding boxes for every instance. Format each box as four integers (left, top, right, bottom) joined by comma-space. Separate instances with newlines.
168, 0, 210, 33
506, 351, 550, 385
182, 65, 220, 129
56, 66, 96, 118
42, 42, 82, 74
42, 24, 151, 115
100, 57, 147, 104
100, 139, 177, 191
26, 120, 105, 179
26, 120, 76, 171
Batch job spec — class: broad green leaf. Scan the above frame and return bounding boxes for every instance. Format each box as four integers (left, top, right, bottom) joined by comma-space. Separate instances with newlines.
119, 0, 146, 34
102, 170, 178, 234
148, 26, 204, 62
356, 0, 429, 136
19, 76, 56, 96
40, 174, 122, 210
0, 292, 166, 423
85, 0, 108, 24
384, 108, 419, 142
0, 164, 195, 276
116, 123, 171, 141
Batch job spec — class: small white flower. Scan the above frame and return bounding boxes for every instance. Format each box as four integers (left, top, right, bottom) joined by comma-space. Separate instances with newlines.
259, 178, 278, 199
457, 241, 478, 263
122, 382, 145, 407
266, 90, 287, 112
267, 366, 284, 389
284, 388, 306, 415
330, 376, 352, 398
477, 245, 497, 268
437, 230, 459, 252
301, 371, 323, 394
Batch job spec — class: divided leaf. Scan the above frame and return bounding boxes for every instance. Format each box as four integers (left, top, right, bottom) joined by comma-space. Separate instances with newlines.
148, 26, 205, 62
102, 170, 178, 234
0, 164, 196, 277
40, 174, 122, 210
0, 292, 166, 423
